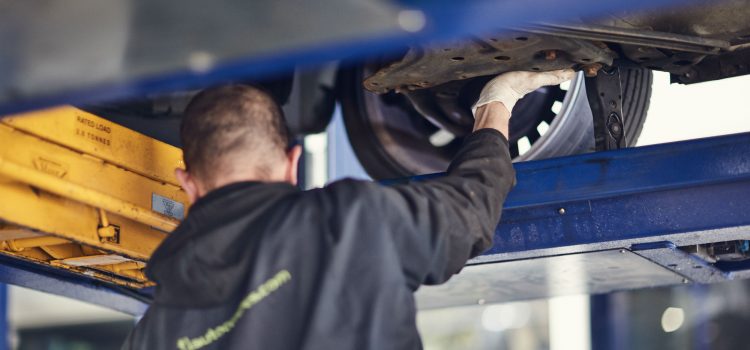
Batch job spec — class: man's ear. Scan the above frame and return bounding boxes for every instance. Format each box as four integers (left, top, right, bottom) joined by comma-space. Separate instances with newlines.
284, 145, 302, 186
175, 168, 201, 204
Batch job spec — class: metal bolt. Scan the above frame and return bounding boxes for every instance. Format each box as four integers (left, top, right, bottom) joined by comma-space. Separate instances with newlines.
609, 123, 622, 134
619, 249, 626, 253
583, 63, 603, 77
682, 278, 689, 284
545, 50, 557, 60
558, 208, 566, 215
98, 226, 116, 238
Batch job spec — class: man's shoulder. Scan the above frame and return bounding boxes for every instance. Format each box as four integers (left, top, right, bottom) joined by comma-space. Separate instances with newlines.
296, 178, 390, 218
304, 178, 380, 198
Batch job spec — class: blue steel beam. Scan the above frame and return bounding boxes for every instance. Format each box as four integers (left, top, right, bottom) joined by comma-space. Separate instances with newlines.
414, 132, 750, 307
397, 132, 750, 279
0, 254, 148, 315
0, 0, 689, 115
485, 131, 750, 261
0, 284, 6, 350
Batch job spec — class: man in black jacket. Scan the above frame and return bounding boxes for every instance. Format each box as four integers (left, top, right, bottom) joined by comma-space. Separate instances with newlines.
123, 69, 574, 350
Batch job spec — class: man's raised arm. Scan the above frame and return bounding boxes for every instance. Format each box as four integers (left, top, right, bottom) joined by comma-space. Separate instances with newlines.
374, 70, 575, 289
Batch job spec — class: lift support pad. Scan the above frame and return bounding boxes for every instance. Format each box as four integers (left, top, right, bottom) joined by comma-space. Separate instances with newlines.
0, 107, 187, 313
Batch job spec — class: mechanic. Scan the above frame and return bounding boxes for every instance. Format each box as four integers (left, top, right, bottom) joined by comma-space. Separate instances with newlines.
123, 69, 574, 350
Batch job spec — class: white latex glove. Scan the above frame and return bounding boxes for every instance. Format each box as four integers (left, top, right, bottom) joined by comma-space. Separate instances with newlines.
472, 69, 576, 116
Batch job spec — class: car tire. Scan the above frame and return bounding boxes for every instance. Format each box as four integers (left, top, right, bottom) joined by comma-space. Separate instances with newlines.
338, 65, 652, 180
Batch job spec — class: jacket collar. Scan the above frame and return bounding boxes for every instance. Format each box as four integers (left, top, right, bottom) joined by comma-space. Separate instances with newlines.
147, 180, 299, 285
189, 181, 271, 212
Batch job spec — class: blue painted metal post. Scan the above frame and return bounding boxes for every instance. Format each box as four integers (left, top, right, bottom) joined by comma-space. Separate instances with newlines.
0, 283, 7, 350
590, 294, 631, 350
690, 285, 711, 350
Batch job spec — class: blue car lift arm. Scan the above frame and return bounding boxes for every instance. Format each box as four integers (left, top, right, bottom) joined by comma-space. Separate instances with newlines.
491, 131, 749, 260
409, 132, 750, 308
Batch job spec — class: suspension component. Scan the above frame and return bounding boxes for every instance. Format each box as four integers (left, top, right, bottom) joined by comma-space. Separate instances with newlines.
585, 66, 626, 150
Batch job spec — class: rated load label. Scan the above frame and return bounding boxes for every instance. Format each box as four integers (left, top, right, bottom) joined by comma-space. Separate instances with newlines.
152, 193, 185, 221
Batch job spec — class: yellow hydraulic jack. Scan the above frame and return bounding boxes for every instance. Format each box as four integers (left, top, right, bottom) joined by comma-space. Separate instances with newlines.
0, 106, 187, 288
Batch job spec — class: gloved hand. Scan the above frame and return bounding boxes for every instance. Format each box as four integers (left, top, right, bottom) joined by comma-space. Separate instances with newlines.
472, 69, 576, 116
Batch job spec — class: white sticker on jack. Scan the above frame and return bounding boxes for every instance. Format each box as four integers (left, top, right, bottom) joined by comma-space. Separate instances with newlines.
152, 193, 185, 221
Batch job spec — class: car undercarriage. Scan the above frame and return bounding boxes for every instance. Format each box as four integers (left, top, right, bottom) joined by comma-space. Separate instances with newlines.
336, 0, 750, 178
12, 1, 748, 180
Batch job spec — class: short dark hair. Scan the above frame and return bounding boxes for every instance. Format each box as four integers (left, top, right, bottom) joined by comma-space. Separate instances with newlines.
180, 84, 290, 185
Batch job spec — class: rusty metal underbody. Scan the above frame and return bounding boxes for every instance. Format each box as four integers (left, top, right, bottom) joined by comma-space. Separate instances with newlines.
365, 1, 750, 94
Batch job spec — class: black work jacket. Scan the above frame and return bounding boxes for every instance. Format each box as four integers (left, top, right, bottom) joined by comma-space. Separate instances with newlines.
122, 129, 515, 350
